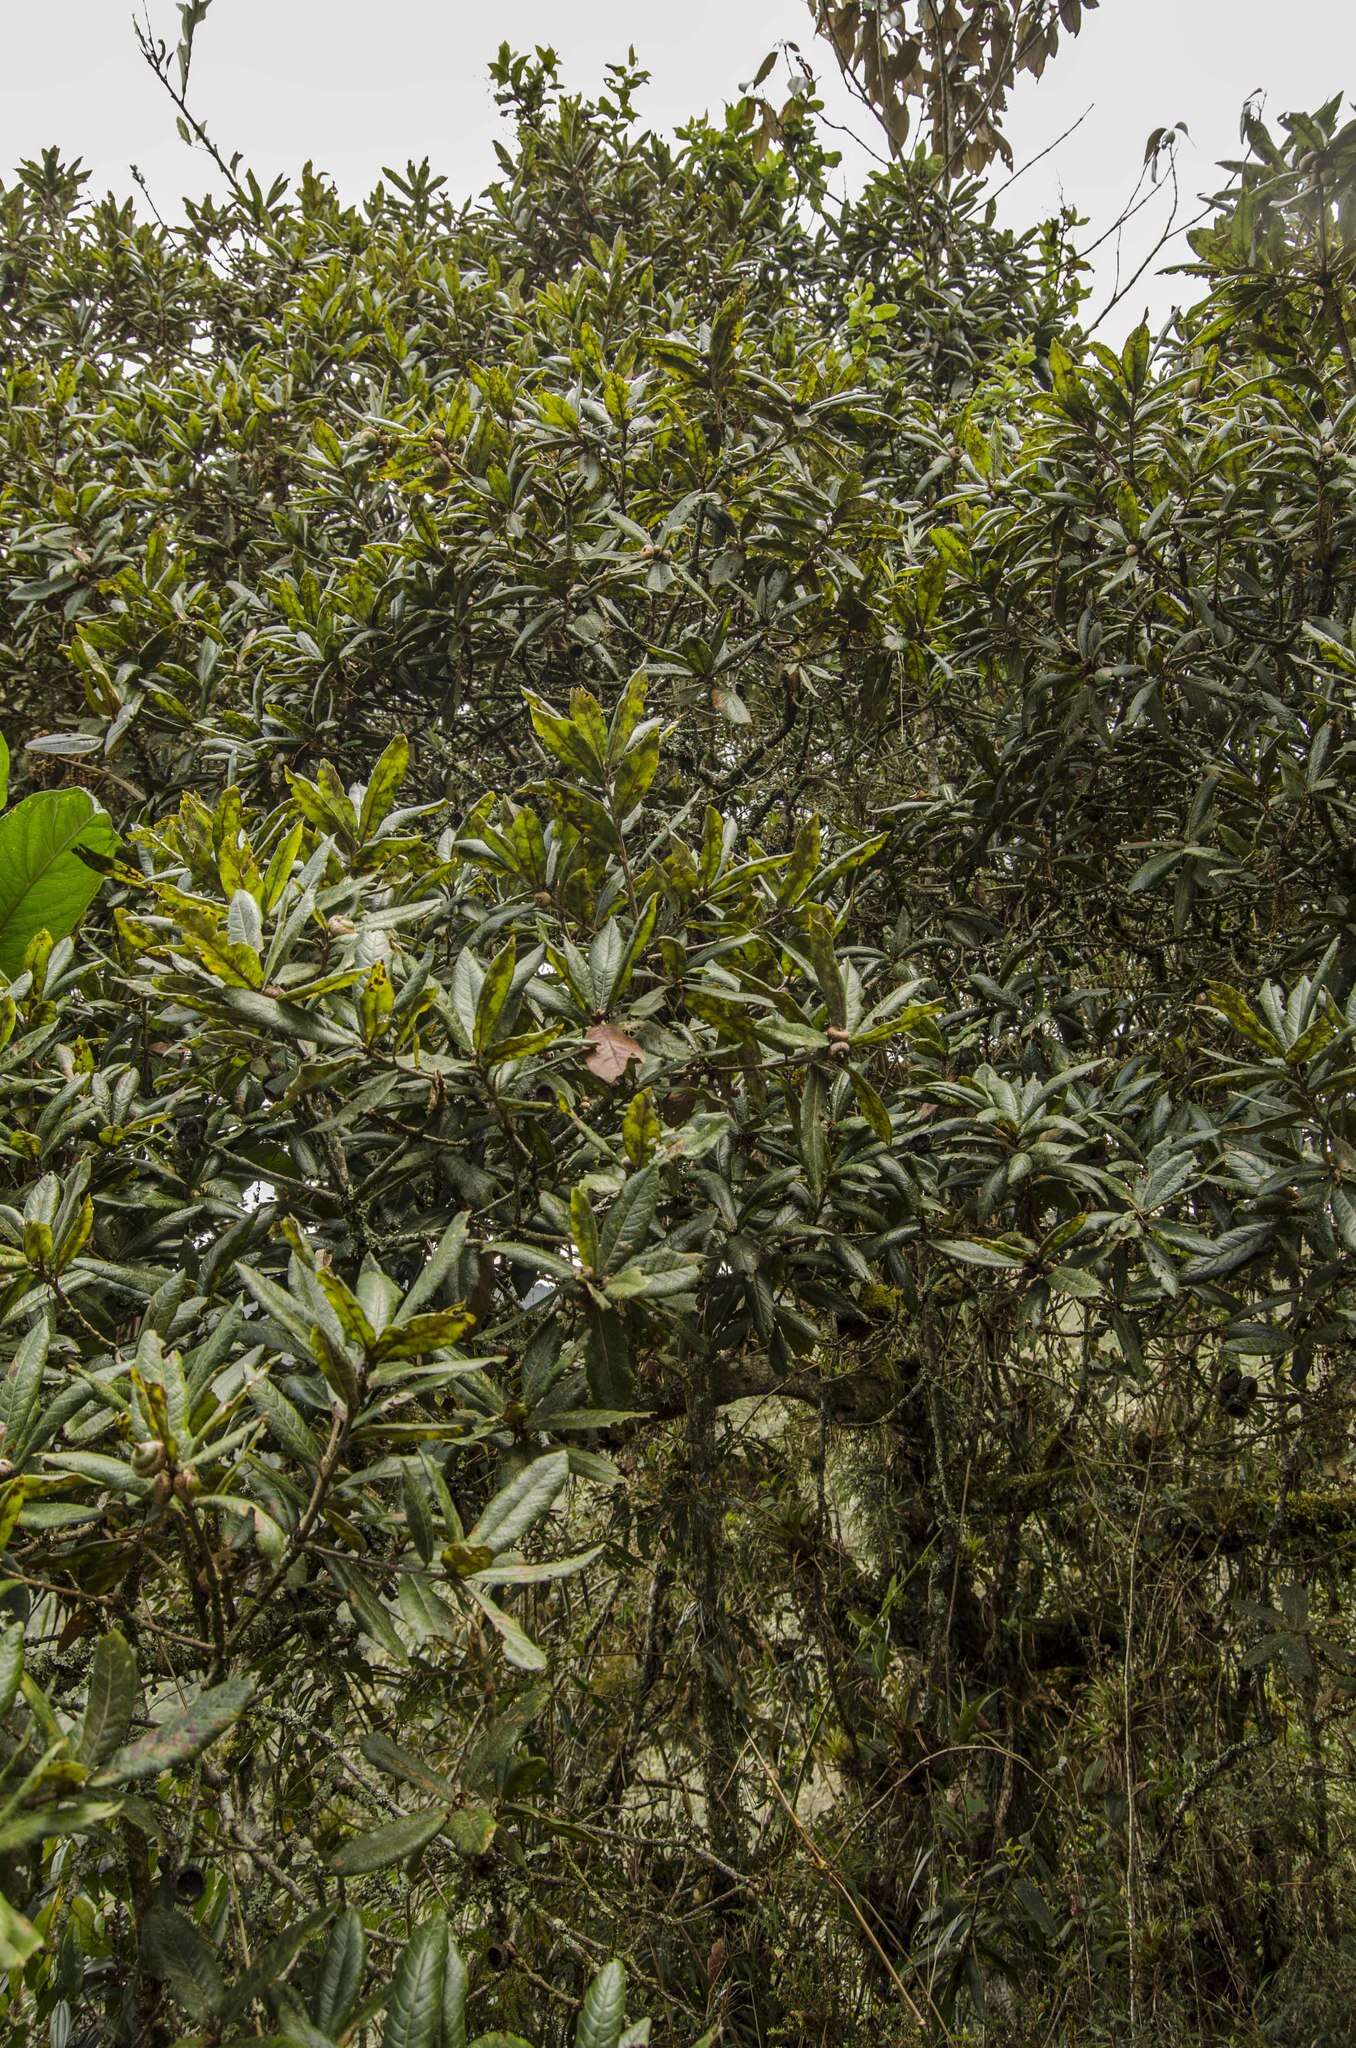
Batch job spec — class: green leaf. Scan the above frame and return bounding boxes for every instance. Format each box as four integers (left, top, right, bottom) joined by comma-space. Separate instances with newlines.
402, 1460, 437, 1564
445, 1802, 497, 1857
1332, 1185, 1356, 1256
397, 1212, 470, 1322
0, 1797, 122, 1854
373, 1307, 478, 1362
473, 938, 517, 1055
212, 985, 360, 1050
1128, 847, 1183, 894
358, 734, 411, 840
468, 1450, 569, 1554
383, 1921, 448, 2048
1203, 983, 1282, 1055
444, 1939, 469, 2048
143, 1906, 226, 2021
850, 1069, 892, 1143
584, 1305, 633, 1406
0, 1316, 50, 1460
576, 1960, 626, 2048
799, 1068, 829, 1201
224, 1911, 333, 2023
0, 789, 118, 977
0, 1621, 23, 1720
104, 1674, 254, 1782
1049, 1264, 1102, 1301
1181, 1223, 1274, 1284
329, 1807, 446, 1876
0, 1891, 40, 1970
314, 1909, 366, 2034
598, 1167, 657, 1275
466, 1586, 547, 1672
934, 1238, 1028, 1270
315, 1267, 377, 1355
0, 1477, 28, 1553
323, 1555, 409, 1664
247, 1372, 322, 1463
621, 1089, 661, 1166
78, 1629, 138, 1766
358, 1731, 459, 1804
570, 1184, 600, 1271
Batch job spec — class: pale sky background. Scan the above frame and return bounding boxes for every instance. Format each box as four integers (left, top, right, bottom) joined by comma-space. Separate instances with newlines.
3, 2, 1354, 337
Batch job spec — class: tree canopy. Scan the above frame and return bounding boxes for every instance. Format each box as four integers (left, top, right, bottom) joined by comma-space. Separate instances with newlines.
1, 23, 1356, 2047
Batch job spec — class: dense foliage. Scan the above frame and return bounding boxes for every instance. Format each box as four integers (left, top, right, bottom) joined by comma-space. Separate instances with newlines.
2, 31, 1356, 2045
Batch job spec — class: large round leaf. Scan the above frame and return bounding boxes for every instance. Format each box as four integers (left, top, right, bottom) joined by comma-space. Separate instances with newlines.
0, 788, 118, 977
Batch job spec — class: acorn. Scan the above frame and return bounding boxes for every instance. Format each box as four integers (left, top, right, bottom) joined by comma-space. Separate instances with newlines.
131, 1439, 167, 1478
826, 1024, 852, 1061
174, 1466, 202, 1503
151, 1470, 174, 1506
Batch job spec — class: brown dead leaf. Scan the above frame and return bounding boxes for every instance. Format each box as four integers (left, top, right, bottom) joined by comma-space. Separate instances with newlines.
583, 1020, 643, 1084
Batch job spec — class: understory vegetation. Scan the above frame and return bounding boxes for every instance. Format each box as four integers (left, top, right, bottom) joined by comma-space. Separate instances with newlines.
2, 14, 1356, 2044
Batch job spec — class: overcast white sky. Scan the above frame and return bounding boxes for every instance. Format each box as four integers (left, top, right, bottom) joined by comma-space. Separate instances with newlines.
4, 3, 1354, 336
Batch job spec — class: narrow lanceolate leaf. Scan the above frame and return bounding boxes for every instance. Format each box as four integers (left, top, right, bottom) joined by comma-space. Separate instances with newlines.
0, 1316, 50, 1458
473, 937, 517, 1054
234, 1260, 316, 1353
396, 1211, 470, 1322
77, 1628, 138, 1766
1181, 1222, 1274, 1284
488, 1241, 578, 1282
934, 1238, 1028, 1270
467, 1450, 569, 1554
247, 1371, 322, 1463
576, 1961, 627, 2048
0, 1622, 23, 1720
315, 1267, 377, 1354
1331, 1185, 1356, 1256
142, 1905, 226, 2021
313, 1908, 367, 2034
222, 1910, 333, 2024
570, 1183, 600, 1271
0, 789, 119, 977
851, 1068, 892, 1144
226, 887, 263, 953
103, 1674, 254, 1782
382, 1920, 449, 2048
0, 1798, 122, 1855
0, 1477, 28, 1552
358, 733, 411, 841
358, 1731, 459, 1804
0, 1893, 40, 1971
443, 1939, 469, 2048
598, 1166, 657, 1275
466, 1586, 548, 1672
329, 1806, 446, 1876
373, 1307, 477, 1362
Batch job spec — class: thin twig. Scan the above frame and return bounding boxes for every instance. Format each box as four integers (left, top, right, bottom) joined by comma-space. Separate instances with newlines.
745, 1734, 932, 2038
